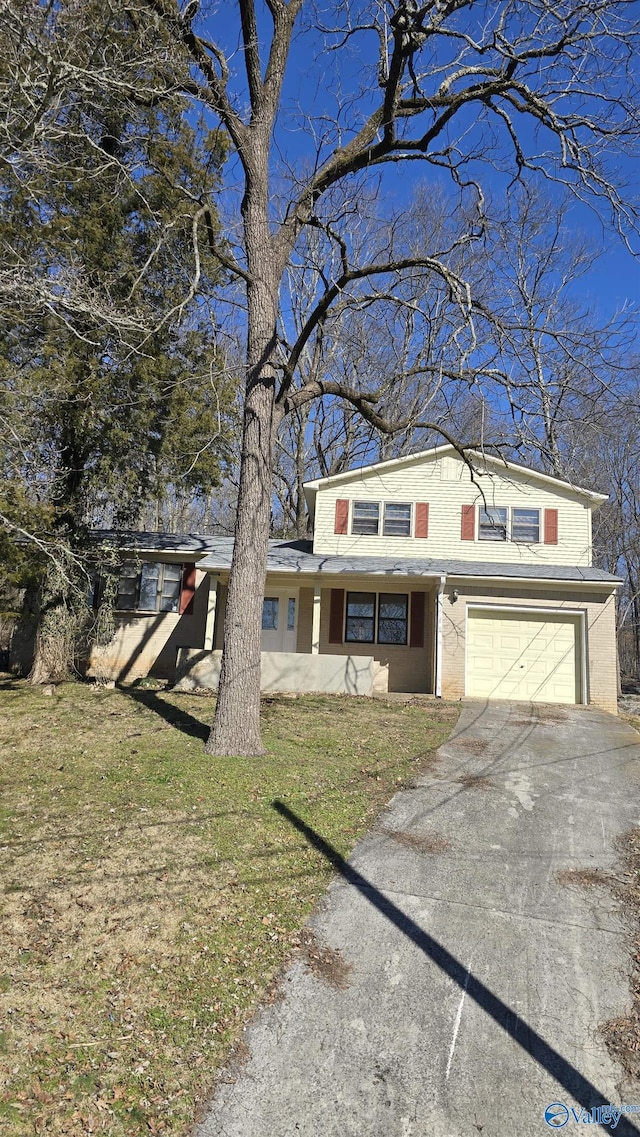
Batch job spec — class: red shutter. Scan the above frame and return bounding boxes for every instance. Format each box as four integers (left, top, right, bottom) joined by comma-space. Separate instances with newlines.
461, 505, 475, 540
334, 499, 349, 535
544, 508, 558, 545
410, 592, 425, 648
329, 588, 345, 644
415, 502, 429, 539
179, 563, 197, 615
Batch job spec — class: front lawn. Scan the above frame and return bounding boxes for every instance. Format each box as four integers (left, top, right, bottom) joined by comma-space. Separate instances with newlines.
0, 681, 457, 1136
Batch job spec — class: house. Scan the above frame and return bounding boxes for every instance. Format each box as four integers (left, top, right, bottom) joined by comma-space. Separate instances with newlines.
89, 446, 621, 714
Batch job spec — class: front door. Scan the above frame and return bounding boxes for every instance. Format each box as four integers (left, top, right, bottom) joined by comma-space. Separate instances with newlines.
261, 591, 298, 653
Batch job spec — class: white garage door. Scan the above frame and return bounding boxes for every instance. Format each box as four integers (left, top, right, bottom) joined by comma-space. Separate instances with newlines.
466, 609, 581, 704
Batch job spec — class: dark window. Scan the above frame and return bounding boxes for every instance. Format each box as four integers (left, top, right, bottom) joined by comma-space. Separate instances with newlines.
344, 592, 408, 644
352, 501, 380, 535
287, 597, 296, 631
383, 502, 411, 537
479, 507, 507, 541
377, 594, 408, 644
512, 507, 540, 543
345, 592, 376, 642
116, 561, 182, 613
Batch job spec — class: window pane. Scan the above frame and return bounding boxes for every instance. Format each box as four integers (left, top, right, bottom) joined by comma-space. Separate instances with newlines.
512, 508, 540, 543
479, 507, 507, 541
347, 592, 375, 617
345, 617, 375, 642
378, 593, 408, 644
138, 562, 160, 611
379, 594, 408, 620
159, 563, 182, 613
262, 597, 279, 630
352, 501, 379, 535
287, 598, 296, 631
345, 592, 375, 642
116, 562, 138, 610
383, 503, 411, 537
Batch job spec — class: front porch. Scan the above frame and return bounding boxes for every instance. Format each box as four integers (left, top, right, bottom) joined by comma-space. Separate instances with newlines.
186, 570, 442, 697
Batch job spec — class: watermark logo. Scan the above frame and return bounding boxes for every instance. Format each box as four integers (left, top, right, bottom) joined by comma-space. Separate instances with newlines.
545, 1103, 570, 1128
544, 1102, 640, 1129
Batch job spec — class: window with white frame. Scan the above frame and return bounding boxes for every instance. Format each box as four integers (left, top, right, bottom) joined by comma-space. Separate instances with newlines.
478, 506, 540, 543
345, 592, 408, 645
383, 502, 411, 537
478, 507, 508, 541
511, 507, 540, 543
352, 501, 380, 535
116, 561, 183, 613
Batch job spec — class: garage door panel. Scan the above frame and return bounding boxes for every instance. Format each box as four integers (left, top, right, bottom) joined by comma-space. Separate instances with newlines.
466, 610, 580, 705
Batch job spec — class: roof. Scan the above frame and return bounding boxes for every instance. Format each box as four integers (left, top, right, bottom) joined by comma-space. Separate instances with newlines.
303, 445, 608, 504
90, 532, 621, 586
197, 538, 620, 585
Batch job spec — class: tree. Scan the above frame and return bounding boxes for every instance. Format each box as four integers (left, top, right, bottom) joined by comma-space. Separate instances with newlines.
5, 1, 638, 747
1, 4, 233, 680
149, 0, 634, 755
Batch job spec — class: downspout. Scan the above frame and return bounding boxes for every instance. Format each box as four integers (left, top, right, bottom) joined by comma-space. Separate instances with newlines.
435, 574, 446, 698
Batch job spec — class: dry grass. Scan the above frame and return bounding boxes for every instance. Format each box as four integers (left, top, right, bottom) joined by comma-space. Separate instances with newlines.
0, 680, 457, 1136
381, 828, 450, 855
601, 826, 640, 1083
555, 867, 610, 889
298, 930, 353, 991
454, 738, 489, 755
456, 773, 494, 791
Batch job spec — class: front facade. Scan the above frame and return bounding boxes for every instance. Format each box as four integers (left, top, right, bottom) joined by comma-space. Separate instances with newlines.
89, 447, 620, 713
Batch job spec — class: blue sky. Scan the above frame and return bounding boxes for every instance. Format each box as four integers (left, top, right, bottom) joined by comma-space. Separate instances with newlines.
203, 2, 638, 332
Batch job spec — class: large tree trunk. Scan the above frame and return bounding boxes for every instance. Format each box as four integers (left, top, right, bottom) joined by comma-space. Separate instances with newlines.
206, 196, 282, 755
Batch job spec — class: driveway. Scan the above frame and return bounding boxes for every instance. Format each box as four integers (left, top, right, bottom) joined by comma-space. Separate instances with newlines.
194, 703, 640, 1137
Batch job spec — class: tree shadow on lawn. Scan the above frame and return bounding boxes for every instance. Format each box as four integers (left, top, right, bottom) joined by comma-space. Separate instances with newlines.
125, 687, 209, 741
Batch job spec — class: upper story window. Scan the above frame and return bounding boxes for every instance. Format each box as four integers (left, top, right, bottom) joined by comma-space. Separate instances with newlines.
117, 561, 183, 613
512, 508, 540, 543
478, 506, 540, 544
352, 501, 380, 535
350, 500, 412, 537
383, 502, 411, 537
479, 507, 507, 541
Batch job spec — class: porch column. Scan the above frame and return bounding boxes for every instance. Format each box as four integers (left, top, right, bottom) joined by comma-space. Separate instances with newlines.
312, 584, 321, 654
204, 576, 219, 651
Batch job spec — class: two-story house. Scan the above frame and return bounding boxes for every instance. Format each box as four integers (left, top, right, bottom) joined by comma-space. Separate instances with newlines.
89, 446, 621, 713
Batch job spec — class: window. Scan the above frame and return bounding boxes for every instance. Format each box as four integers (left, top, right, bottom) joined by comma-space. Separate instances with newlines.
479, 507, 507, 541
377, 594, 408, 644
512, 507, 540, 543
345, 592, 376, 642
345, 592, 408, 645
352, 501, 379, 535
116, 561, 183, 613
287, 597, 296, 631
262, 597, 279, 630
383, 502, 411, 537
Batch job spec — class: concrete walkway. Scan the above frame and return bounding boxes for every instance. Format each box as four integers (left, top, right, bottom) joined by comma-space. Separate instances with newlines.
194, 703, 640, 1137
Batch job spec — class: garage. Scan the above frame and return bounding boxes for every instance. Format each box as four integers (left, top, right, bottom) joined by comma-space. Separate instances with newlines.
466, 607, 582, 704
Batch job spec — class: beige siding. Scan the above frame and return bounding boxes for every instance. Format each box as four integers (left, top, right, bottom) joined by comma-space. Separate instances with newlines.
440, 583, 618, 714
88, 569, 209, 681
313, 451, 593, 566
317, 583, 434, 693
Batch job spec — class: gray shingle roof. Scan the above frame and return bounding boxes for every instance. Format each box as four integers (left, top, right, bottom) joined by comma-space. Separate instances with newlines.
90, 531, 620, 584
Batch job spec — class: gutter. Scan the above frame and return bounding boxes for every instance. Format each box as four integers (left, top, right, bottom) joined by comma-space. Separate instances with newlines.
435, 573, 446, 698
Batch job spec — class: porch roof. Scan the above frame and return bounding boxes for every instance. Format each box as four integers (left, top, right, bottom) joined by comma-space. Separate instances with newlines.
198, 538, 621, 585
90, 531, 620, 585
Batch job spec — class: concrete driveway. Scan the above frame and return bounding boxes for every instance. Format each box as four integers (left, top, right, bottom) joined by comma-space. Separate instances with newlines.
194, 702, 640, 1137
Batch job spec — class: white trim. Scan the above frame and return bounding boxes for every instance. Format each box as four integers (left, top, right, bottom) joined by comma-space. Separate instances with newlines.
464, 603, 586, 705
312, 585, 321, 654
303, 444, 607, 503
204, 575, 219, 651
435, 574, 446, 698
